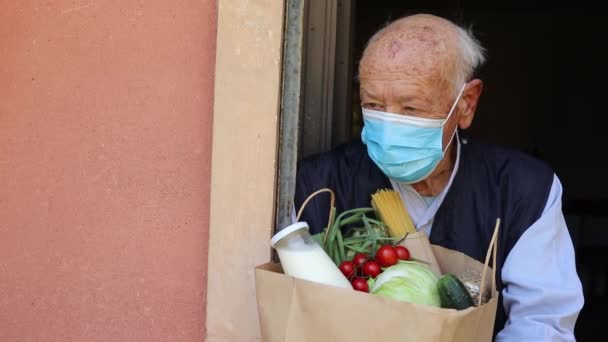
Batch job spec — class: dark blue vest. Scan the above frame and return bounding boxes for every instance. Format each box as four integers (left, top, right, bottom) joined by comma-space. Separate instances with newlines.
294, 135, 554, 337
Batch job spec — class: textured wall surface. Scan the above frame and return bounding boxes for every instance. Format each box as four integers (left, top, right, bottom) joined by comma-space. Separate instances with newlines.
0, 1, 217, 341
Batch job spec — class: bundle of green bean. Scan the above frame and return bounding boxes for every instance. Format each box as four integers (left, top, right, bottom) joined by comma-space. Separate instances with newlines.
312, 207, 396, 266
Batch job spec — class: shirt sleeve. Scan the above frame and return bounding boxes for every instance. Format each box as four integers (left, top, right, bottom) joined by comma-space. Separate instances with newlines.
496, 175, 584, 341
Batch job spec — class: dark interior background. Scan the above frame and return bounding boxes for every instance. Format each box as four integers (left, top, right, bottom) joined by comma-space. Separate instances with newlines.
349, 3, 605, 339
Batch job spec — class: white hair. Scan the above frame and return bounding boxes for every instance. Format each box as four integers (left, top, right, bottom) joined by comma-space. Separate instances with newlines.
452, 24, 486, 95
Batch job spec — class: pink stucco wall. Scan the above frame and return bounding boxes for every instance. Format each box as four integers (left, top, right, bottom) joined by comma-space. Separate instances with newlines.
0, 1, 217, 341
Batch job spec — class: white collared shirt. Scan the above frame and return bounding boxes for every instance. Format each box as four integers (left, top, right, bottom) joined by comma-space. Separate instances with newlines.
389, 134, 463, 237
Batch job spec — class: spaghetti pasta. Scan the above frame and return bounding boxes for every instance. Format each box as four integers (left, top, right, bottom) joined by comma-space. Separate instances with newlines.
371, 189, 416, 239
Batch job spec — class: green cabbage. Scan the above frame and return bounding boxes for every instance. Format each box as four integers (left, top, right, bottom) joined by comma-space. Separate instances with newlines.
370, 260, 441, 307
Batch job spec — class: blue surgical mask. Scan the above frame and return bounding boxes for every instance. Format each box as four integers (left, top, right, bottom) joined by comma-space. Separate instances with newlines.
361, 84, 466, 184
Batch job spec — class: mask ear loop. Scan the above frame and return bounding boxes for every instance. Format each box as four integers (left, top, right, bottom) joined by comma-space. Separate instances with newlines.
444, 83, 467, 123
441, 83, 467, 154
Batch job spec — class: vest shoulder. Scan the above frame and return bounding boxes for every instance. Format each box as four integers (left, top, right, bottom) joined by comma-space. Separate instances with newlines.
296, 140, 369, 174
463, 139, 554, 180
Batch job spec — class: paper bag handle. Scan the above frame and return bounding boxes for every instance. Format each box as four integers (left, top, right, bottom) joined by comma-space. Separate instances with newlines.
478, 218, 500, 305
296, 188, 336, 244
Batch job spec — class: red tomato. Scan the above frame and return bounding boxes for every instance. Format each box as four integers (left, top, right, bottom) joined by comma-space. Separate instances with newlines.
376, 245, 398, 267
362, 260, 382, 278
351, 277, 369, 292
352, 253, 368, 268
395, 246, 411, 261
338, 261, 355, 279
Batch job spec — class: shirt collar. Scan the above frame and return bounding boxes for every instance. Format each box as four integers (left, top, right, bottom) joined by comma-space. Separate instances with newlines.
390, 133, 462, 228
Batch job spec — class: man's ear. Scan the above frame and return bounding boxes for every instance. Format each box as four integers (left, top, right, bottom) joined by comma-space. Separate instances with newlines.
458, 79, 483, 129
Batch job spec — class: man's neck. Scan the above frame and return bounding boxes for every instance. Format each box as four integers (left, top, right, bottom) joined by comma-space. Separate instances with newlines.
411, 142, 457, 197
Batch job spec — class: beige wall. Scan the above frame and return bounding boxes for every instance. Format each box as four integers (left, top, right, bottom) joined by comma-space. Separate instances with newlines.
0, 1, 217, 341
205, 0, 285, 341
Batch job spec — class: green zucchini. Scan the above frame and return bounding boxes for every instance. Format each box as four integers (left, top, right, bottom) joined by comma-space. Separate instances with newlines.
437, 274, 475, 310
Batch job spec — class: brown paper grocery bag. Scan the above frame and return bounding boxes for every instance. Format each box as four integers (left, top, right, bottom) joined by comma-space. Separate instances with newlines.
255, 223, 500, 342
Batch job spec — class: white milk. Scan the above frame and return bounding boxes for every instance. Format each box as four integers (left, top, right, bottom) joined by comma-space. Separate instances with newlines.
276, 241, 352, 289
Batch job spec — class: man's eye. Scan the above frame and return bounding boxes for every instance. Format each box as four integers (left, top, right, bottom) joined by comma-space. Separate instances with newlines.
404, 106, 417, 113
364, 103, 384, 110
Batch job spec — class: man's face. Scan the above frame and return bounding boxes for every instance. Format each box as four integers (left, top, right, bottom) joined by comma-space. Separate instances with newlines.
358, 16, 482, 154
357, 15, 483, 186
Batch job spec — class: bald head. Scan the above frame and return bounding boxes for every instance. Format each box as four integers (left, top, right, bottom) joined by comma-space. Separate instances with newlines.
359, 14, 485, 96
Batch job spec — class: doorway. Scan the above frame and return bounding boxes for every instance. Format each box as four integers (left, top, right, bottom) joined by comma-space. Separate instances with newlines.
292, 2, 604, 339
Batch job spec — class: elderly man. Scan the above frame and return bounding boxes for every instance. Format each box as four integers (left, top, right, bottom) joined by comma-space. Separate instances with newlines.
294, 14, 583, 341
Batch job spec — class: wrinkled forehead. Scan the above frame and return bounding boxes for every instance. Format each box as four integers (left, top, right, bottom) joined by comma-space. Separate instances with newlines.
358, 52, 455, 104
358, 21, 459, 88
